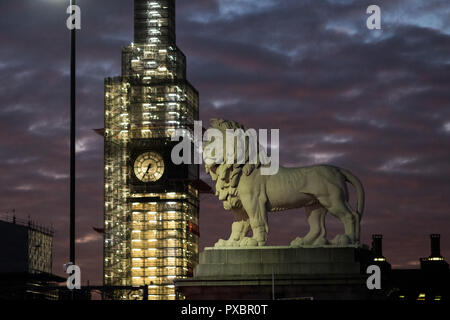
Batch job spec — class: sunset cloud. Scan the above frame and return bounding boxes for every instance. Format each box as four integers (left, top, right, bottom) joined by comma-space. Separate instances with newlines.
0, 0, 448, 284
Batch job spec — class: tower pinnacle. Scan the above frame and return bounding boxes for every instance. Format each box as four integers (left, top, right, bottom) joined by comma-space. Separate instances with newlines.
134, 0, 176, 46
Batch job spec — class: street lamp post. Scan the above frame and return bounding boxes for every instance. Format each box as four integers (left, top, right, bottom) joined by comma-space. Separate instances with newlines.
69, 0, 77, 266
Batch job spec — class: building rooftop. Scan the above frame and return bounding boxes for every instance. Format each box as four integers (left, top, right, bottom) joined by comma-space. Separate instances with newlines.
0, 215, 54, 237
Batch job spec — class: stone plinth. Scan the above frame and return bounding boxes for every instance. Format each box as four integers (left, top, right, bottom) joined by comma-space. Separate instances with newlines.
175, 246, 377, 300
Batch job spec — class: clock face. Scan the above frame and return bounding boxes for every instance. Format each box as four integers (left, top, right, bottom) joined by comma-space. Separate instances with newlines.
134, 152, 165, 183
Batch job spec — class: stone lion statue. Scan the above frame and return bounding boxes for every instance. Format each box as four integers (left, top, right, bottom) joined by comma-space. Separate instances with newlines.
204, 119, 365, 248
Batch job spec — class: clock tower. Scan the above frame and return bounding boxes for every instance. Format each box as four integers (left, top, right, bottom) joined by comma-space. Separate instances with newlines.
104, 0, 200, 300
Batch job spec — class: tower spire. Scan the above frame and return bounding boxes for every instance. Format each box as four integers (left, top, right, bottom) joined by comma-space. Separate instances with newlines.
134, 0, 176, 46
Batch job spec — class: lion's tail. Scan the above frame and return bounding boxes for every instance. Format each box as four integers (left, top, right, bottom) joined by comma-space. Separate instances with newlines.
338, 168, 365, 218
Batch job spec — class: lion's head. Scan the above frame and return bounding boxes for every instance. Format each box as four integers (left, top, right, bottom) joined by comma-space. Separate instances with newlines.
203, 119, 262, 210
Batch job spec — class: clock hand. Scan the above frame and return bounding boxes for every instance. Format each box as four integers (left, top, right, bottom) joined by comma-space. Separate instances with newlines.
144, 163, 152, 176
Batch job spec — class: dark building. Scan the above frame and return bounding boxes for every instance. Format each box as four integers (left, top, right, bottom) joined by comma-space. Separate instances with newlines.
420, 234, 448, 271
0, 216, 64, 300
386, 234, 449, 301
370, 234, 391, 272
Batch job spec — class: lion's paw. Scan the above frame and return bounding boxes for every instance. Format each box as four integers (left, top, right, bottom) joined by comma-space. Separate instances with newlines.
214, 239, 241, 248
330, 234, 351, 246
312, 237, 329, 246
214, 239, 227, 248
227, 240, 241, 247
290, 237, 304, 247
239, 237, 259, 247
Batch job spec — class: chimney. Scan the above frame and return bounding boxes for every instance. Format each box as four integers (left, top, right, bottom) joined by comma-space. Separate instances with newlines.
372, 234, 383, 257
430, 234, 441, 257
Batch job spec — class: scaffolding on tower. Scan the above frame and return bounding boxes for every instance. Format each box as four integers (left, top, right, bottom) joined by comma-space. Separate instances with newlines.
103, 0, 200, 300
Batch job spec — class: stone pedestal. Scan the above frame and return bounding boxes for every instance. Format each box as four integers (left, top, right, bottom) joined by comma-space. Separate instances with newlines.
175, 246, 376, 300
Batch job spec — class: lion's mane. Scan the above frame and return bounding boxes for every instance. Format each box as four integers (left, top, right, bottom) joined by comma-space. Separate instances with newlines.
205, 119, 262, 211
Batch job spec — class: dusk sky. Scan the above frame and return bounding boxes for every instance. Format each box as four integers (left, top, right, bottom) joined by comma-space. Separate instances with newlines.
0, 0, 449, 285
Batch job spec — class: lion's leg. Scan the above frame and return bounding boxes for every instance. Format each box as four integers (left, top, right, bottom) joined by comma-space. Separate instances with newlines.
302, 206, 324, 244
228, 208, 251, 242
291, 206, 328, 247
325, 199, 358, 245
214, 209, 250, 248
315, 183, 360, 246
239, 195, 268, 247
247, 215, 267, 246
315, 207, 328, 245
338, 198, 361, 243
352, 205, 360, 242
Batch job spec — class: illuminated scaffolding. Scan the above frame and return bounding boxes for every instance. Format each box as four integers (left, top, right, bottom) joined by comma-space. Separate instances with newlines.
104, 0, 199, 300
